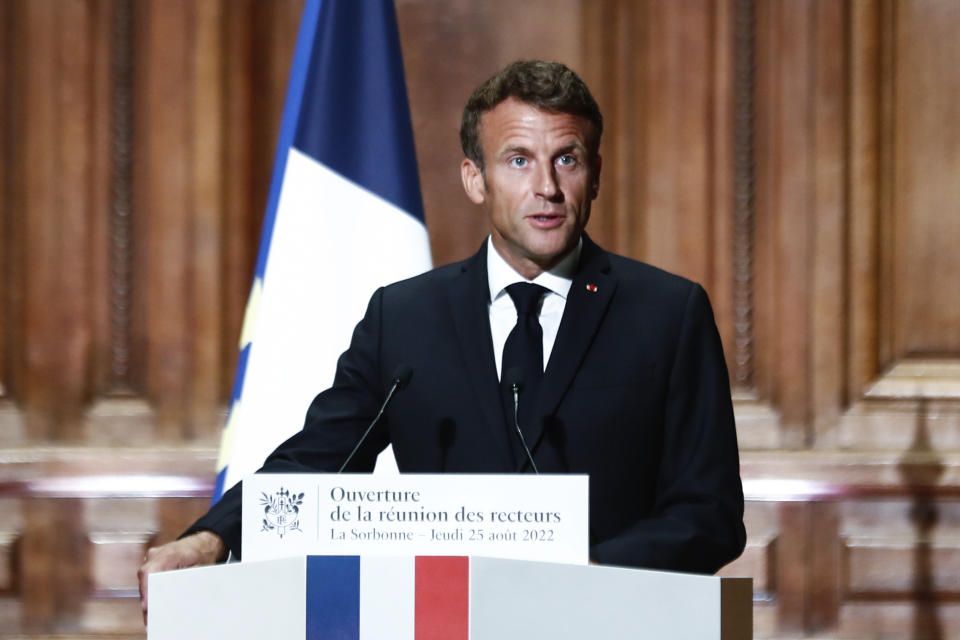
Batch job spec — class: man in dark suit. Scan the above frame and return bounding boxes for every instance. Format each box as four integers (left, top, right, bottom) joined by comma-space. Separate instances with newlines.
139, 60, 745, 617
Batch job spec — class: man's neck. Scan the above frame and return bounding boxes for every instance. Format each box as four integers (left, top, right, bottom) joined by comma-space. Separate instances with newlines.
488, 238, 581, 282
487, 236, 581, 303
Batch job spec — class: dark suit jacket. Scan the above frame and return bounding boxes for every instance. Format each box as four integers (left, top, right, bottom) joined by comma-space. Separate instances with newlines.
187, 236, 746, 572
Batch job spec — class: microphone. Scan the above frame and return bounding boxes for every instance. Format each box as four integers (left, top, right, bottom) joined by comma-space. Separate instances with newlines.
338, 364, 413, 473
504, 366, 539, 474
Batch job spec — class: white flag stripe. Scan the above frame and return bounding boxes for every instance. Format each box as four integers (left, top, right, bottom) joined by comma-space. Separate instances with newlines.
360, 555, 416, 639
223, 148, 430, 490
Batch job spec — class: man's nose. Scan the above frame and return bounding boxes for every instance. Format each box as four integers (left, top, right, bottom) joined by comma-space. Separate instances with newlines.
534, 162, 560, 199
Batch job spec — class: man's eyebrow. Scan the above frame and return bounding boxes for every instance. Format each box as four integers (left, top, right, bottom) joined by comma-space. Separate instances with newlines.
555, 141, 587, 154
498, 145, 531, 157
497, 142, 587, 158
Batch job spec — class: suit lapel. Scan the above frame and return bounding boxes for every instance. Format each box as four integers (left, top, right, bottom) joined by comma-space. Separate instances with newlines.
447, 242, 516, 463
524, 236, 617, 465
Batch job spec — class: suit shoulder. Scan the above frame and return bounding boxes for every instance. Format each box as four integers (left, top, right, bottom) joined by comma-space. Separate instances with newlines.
379, 256, 471, 298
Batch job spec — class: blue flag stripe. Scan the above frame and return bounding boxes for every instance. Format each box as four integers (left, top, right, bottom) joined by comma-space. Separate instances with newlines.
306, 555, 361, 639
295, 0, 424, 222
253, 0, 324, 278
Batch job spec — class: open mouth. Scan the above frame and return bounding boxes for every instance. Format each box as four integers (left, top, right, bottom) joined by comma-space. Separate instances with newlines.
530, 213, 563, 223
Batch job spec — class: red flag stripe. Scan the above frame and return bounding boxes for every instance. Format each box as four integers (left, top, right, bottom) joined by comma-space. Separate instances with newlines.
415, 556, 469, 640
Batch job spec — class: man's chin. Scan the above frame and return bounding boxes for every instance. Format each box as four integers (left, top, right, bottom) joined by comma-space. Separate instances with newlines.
526, 237, 579, 267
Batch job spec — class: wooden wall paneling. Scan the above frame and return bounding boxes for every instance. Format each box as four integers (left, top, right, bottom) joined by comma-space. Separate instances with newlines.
637, 0, 714, 286
837, 497, 960, 637
875, 0, 897, 378
579, 0, 636, 261
731, 0, 754, 392
754, 0, 818, 448
806, 500, 841, 632
841, 0, 891, 448
848, 0, 881, 405
728, 0, 781, 450
842, 0, 960, 450
889, 0, 960, 359
86, 0, 118, 397
0, 0, 7, 402
756, 500, 841, 636
189, 0, 225, 440
8, 0, 112, 443
134, 1, 194, 440
775, 501, 808, 634
709, 0, 736, 390
62, 0, 100, 440
0, 0, 22, 443
83, 0, 159, 445
99, 0, 130, 394
20, 499, 88, 633
132, 0, 294, 441
809, 0, 849, 447
221, 0, 256, 404
15, 0, 59, 441
0, 498, 23, 631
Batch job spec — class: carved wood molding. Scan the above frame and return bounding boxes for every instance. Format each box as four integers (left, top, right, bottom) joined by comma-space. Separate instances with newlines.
733, 0, 756, 390
866, 360, 960, 400
109, 0, 135, 391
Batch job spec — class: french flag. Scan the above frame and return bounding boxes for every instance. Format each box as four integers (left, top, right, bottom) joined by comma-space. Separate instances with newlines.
307, 556, 469, 640
212, 0, 432, 501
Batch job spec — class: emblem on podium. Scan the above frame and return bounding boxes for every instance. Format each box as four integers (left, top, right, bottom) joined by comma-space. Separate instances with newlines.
260, 487, 304, 538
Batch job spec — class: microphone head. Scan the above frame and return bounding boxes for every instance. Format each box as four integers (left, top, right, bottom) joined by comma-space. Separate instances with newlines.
504, 366, 523, 391
392, 364, 413, 390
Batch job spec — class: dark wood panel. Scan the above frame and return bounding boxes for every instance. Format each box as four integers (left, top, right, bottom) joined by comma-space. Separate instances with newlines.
0, 0, 8, 403
809, 0, 849, 446
7, 0, 112, 441
754, 0, 816, 447
133, 0, 195, 439
890, 0, 960, 358
848, 0, 882, 400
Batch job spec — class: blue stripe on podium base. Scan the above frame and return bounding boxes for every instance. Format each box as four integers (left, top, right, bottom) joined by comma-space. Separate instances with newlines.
306, 555, 360, 639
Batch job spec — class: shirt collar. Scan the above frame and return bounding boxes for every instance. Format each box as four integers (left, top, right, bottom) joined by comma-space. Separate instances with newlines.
487, 236, 581, 302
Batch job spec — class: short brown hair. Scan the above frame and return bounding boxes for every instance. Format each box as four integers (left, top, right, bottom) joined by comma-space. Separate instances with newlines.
460, 60, 603, 171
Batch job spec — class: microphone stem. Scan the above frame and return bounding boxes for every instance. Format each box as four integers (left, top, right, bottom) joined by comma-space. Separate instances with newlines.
512, 384, 539, 474
338, 378, 400, 473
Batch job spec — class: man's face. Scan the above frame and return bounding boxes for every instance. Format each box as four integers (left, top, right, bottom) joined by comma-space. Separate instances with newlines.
461, 97, 601, 279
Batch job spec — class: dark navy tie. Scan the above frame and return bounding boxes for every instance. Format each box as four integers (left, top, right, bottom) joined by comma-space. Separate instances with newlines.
501, 283, 549, 439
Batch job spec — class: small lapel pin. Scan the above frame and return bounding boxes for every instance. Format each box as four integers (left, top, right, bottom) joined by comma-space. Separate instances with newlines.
586, 284, 598, 293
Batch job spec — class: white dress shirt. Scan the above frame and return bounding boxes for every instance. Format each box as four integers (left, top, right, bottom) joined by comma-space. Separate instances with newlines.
487, 237, 581, 379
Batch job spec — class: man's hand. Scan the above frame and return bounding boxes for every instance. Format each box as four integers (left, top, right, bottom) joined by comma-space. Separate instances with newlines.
137, 530, 227, 625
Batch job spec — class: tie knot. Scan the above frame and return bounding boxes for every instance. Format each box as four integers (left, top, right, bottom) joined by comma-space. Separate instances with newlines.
506, 283, 548, 316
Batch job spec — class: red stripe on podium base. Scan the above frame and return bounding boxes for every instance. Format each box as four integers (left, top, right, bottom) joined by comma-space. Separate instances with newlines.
415, 556, 469, 640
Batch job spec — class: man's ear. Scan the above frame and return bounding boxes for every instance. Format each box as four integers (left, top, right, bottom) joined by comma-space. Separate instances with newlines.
590, 154, 602, 200
461, 158, 487, 205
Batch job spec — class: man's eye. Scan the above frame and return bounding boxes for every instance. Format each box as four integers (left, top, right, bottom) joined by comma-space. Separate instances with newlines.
509, 157, 528, 168
557, 155, 576, 167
